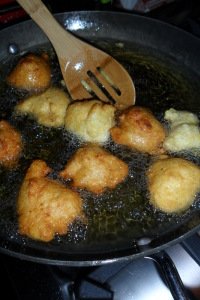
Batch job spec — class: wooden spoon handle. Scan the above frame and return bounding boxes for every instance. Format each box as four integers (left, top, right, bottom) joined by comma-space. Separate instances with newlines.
16, 0, 82, 58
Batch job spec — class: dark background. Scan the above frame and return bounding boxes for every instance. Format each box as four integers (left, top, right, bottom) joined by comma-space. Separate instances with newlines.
1, 0, 200, 35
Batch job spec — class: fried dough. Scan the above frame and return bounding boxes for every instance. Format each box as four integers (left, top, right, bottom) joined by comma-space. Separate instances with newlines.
7, 53, 51, 92
163, 108, 200, 151
147, 157, 200, 213
59, 145, 128, 194
18, 160, 83, 242
110, 106, 166, 154
0, 120, 22, 167
15, 87, 70, 127
64, 100, 116, 143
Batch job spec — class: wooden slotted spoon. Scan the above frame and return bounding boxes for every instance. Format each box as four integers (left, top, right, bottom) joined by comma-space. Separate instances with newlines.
16, 0, 136, 109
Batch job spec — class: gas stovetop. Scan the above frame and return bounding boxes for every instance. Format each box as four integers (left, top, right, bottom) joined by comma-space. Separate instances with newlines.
0, 232, 200, 299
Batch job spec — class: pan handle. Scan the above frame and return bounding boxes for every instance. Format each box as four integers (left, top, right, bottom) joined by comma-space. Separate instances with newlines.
181, 232, 200, 266
146, 251, 190, 300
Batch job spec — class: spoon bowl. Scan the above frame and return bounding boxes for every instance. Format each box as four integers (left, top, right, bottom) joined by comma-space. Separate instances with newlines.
16, 0, 136, 109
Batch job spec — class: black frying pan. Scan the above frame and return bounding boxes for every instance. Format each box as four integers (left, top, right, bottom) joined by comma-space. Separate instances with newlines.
0, 11, 200, 274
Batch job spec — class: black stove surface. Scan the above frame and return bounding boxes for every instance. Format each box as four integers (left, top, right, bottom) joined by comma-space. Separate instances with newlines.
1, 1, 200, 299
1, 233, 200, 300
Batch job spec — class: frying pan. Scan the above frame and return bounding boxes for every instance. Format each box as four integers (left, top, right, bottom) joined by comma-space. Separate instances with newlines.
0, 10, 200, 277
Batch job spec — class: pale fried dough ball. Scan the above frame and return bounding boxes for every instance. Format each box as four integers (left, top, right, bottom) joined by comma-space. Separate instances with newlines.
163, 108, 200, 152
163, 124, 200, 152
0, 120, 22, 167
7, 53, 51, 91
110, 106, 166, 155
164, 108, 199, 128
17, 160, 83, 242
147, 157, 200, 213
64, 100, 116, 143
15, 87, 70, 127
59, 145, 128, 194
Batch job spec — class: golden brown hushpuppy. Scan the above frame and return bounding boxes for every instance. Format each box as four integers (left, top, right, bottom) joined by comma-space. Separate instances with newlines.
64, 100, 116, 143
7, 53, 51, 91
0, 120, 22, 167
17, 160, 83, 242
147, 157, 200, 213
59, 145, 128, 194
110, 106, 166, 154
15, 87, 70, 127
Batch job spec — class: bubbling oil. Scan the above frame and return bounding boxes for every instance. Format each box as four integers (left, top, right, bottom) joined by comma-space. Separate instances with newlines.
0, 41, 200, 249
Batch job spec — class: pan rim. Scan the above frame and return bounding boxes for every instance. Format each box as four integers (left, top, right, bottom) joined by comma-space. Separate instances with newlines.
0, 223, 200, 266
0, 10, 200, 265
